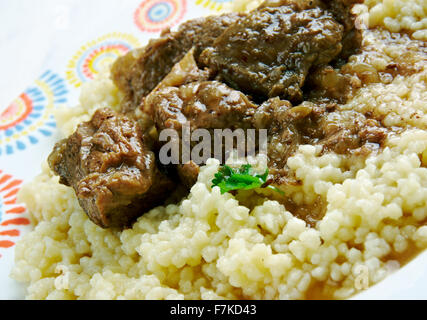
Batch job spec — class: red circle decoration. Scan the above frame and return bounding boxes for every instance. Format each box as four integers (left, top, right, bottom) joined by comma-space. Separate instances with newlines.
134, 0, 187, 32
0, 93, 33, 131
0, 170, 30, 258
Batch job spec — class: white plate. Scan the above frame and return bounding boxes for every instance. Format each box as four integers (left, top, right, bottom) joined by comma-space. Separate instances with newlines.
0, 0, 425, 300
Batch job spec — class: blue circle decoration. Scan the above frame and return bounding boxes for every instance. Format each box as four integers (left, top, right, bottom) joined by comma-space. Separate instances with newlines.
134, 0, 187, 32
148, 3, 172, 22
0, 70, 68, 156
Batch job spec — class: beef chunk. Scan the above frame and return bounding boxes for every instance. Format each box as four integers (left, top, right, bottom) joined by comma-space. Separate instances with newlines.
141, 48, 210, 118
322, 0, 364, 61
177, 161, 201, 190
137, 48, 212, 152
261, 0, 364, 60
111, 13, 243, 114
318, 110, 388, 154
150, 81, 257, 133
199, 5, 344, 103
260, 0, 363, 33
149, 48, 210, 92
253, 99, 389, 184
48, 108, 175, 228
146, 81, 258, 186
259, 0, 324, 11
304, 65, 362, 103
151, 81, 257, 132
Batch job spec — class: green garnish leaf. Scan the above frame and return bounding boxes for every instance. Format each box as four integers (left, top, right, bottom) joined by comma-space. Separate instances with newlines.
211, 164, 284, 195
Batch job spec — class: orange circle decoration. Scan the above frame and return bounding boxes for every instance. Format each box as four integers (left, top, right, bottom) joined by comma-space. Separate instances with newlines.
0, 93, 33, 131
0, 170, 30, 258
66, 33, 141, 88
134, 0, 187, 32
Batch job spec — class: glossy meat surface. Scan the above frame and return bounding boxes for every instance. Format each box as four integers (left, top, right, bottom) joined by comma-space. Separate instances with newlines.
147, 81, 258, 186
49, 0, 382, 229
253, 99, 389, 184
200, 5, 344, 102
111, 13, 242, 114
48, 108, 175, 228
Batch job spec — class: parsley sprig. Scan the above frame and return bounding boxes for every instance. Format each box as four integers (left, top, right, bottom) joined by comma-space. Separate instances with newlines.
211, 164, 284, 195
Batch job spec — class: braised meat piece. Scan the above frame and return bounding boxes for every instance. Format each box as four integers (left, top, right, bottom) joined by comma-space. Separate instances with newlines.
48, 108, 175, 228
149, 48, 210, 92
260, 0, 364, 60
151, 81, 257, 132
111, 13, 243, 114
322, 0, 363, 61
136, 49, 211, 151
304, 65, 362, 103
252, 98, 303, 170
199, 5, 344, 103
146, 81, 258, 187
322, 0, 363, 32
252, 99, 388, 184
50, 0, 387, 229
259, 0, 323, 11
319, 110, 388, 154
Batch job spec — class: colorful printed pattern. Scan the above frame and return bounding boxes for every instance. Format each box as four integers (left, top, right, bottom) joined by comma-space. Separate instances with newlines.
0, 170, 30, 258
66, 33, 141, 88
195, 0, 231, 11
0, 71, 67, 156
134, 0, 187, 32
